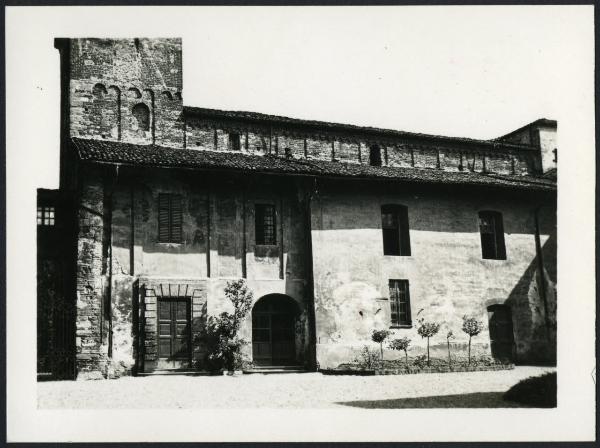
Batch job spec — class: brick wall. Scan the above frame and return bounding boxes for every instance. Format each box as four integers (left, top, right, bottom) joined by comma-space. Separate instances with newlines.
64, 38, 184, 148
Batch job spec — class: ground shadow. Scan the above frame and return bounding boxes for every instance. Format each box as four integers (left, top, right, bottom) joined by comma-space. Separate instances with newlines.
336, 391, 555, 408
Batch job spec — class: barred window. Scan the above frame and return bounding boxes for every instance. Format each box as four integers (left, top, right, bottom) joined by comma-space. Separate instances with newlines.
37, 206, 55, 226
389, 279, 412, 327
229, 133, 241, 151
158, 193, 183, 243
478, 210, 506, 260
381, 204, 411, 256
255, 204, 276, 245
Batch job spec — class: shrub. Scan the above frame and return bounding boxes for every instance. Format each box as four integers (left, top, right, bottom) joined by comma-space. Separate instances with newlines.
371, 329, 391, 360
462, 315, 484, 365
417, 318, 440, 366
205, 279, 253, 372
413, 354, 428, 369
388, 337, 411, 367
354, 346, 381, 370
503, 372, 557, 407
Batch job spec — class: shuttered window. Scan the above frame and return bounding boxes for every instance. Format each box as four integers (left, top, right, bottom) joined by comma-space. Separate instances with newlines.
389, 279, 412, 326
255, 204, 276, 245
158, 193, 183, 243
381, 204, 411, 256
478, 210, 506, 260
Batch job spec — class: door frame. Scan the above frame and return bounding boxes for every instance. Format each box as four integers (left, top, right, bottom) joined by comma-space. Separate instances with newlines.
487, 303, 516, 362
251, 294, 299, 367
156, 296, 192, 370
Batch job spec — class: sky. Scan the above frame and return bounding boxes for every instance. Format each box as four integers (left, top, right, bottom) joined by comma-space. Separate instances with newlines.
6, 6, 594, 189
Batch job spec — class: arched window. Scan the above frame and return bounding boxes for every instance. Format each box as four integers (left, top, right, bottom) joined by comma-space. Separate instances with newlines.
369, 144, 382, 166
381, 204, 411, 256
132, 103, 150, 132
92, 83, 107, 97
478, 210, 506, 260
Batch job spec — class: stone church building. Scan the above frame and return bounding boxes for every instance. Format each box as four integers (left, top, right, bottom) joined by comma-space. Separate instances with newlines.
37, 38, 557, 379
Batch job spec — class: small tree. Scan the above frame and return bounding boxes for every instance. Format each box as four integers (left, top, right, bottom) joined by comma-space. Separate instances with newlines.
389, 337, 411, 368
446, 330, 455, 366
417, 318, 440, 366
462, 315, 484, 365
371, 329, 391, 361
205, 279, 254, 372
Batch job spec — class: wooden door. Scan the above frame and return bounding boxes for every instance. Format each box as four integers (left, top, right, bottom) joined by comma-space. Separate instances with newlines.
488, 304, 515, 362
252, 296, 297, 366
158, 298, 190, 365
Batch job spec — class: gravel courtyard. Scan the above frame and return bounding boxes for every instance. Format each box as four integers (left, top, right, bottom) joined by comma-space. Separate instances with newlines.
38, 366, 555, 409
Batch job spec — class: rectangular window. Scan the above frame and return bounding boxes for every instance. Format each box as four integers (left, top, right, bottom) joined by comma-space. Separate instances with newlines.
158, 193, 183, 243
229, 133, 241, 151
381, 204, 411, 256
389, 279, 412, 327
37, 206, 55, 226
255, 204, 276, 245
479, 210, 506, 260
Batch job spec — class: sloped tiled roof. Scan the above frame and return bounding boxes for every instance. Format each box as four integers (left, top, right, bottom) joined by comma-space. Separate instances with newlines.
184, 106, 538, 152
71, 138, 556, 192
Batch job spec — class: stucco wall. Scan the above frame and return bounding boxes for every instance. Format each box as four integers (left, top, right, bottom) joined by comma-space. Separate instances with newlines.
310, 180, 556, 368
75, 165, 311, 375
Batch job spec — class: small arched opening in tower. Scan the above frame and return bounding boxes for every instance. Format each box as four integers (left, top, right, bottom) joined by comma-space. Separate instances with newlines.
132, 103, 150, 132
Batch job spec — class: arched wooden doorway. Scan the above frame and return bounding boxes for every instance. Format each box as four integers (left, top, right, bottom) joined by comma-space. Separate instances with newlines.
252, 294, 299, 366
487, 304, 515, 362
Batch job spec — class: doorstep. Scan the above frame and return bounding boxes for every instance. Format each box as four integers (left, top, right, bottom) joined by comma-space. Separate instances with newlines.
137, 369, 210, 377
243, 365, 309, 374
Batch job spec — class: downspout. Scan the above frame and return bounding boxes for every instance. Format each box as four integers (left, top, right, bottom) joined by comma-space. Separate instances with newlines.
106, 164, 120, 359
533, 205, 551, 341
304, 177, 318, 370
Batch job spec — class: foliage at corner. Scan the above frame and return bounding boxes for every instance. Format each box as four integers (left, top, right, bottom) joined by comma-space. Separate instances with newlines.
204, 279, 253, 372
503, 372, 557, 407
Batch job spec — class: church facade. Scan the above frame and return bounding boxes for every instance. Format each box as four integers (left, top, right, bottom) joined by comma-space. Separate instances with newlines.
37, 38, 557, 379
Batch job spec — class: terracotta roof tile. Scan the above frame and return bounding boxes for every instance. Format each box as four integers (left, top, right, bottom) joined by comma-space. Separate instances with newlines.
71, 138, 556, 192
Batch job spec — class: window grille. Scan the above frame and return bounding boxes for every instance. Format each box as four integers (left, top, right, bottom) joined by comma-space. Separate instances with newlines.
389, 279, 412, 326
255, 204, 276, 245
158, 193, 183, 243
478, 210, 506, 260
37, 206, 55, 226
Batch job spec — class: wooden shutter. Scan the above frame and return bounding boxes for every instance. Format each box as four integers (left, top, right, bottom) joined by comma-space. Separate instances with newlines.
170, 195, 183, 243
398, 206, 411, 256
158, 194, 170, 243
493, 212, 506, 259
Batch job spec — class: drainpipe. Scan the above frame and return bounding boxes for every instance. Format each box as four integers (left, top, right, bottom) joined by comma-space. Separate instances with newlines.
533, 205, 551, 342
105, 164, 120, 359
304, 177, 318, 370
